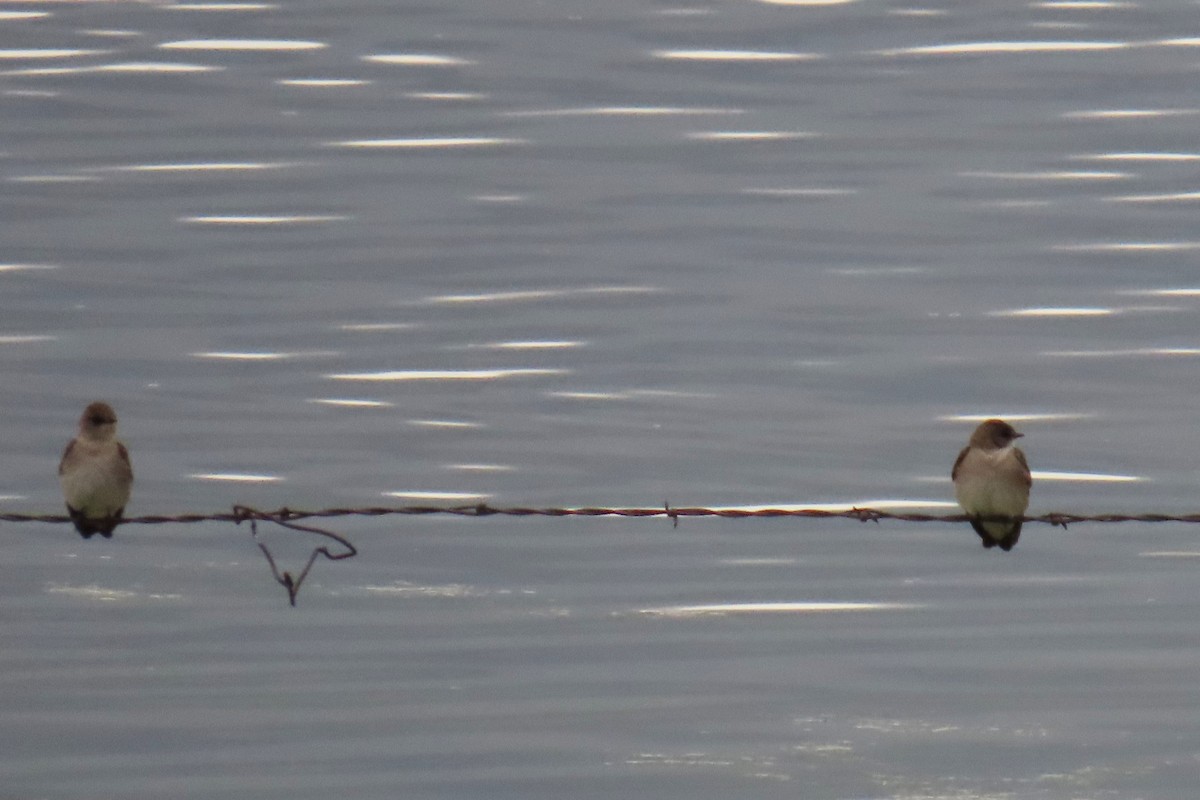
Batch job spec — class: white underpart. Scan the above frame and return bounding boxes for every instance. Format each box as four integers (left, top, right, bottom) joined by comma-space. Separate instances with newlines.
60, 439, 130, 518
954, 445, 1029, 538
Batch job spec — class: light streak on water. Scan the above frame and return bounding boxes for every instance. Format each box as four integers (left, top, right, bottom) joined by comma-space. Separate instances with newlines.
384, 491, 492, 501
653, 49, 820, 61
426, 286, 659, 304
330, 137, 524, 149
190, 473, 283, 483
179, 214, 349, 225
989, 307, 1114, 317
1042, 347, 1200, 357
879, 41, 1127, 56
638, 602, 920, 617
329, 368, 569, 381
502, 105, 743, 118
363, 54, 474, 66
278, 78, 370, 87
941, 412, 1096, 423
158, 39, 326, 51
308, 399, 393, 409
407, 419, 481, 429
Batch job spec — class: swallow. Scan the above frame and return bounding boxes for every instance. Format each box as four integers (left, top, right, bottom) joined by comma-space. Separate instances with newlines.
952, 418, 1031, 551
58, 401, 133, 539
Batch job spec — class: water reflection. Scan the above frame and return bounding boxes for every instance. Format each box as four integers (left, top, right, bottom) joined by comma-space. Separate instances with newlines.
940, 413, 1096, 422
158, 39, 326, 51
179, 214, 349, 225
81, 30, 142, 39
358, 582, 481, 597
9, 174, 95, 184
278, 79, 370, 87
336, 323, 416, 332
0, 263, 57, 273
164, 2, 279, 9
384, 490, 491, 500
363, 54, 473, 66
638, 602, 919, 617
549, 389, 713, 401
328, 368, 569, 381
1075, 152, 1200, 161
444, 464, 514, 473
686, 131, 816, 141
407, 419, 481, 429
1108, 190, 1200, 203
425, 286, 659, 304
1127, 288, 1200, 296
406, 91, 485, 101
309, 399, 393, 409
0, 335, 55, 344
1054, 242, 1200, 251
958, 169, 1129, 181
502, 106, 742, 118
1033, 471, 1141, 482
989, 307, 1114, 317
1034, 1, 1135, 8
1, 62, 221, 75
193, 351, 337, 360
92, 161, 299, 173
461, 340, 583, 351
0, 49, 105, 59
879, 41, 1127, 56
470, 193, 526, 203
190, 472, 284, 482
709, 500, 960, 512
329, 137, 524, 149
1063, 108, 1200, 119
46, 584, 183, 602
1042, 347, 1200, 357
652, 49, 820, 61
1, 88, 58, 97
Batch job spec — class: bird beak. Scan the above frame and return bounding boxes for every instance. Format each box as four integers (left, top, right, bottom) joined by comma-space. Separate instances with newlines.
1013, 432, 1025, 438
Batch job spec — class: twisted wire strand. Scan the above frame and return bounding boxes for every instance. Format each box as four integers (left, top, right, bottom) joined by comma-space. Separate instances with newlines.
8, 504, 1200, 605
6, 505, 1200, 526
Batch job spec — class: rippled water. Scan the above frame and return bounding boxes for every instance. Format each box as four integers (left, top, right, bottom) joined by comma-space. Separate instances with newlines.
4, 1, 1200, 797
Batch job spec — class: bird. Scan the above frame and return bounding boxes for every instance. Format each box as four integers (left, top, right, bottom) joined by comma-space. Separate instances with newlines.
951, 418, 1031, 552
58, 401, 133, 539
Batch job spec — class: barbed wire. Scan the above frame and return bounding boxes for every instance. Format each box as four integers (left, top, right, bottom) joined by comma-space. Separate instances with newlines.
10, 505, 1200, 527
7, 504, 1200, 605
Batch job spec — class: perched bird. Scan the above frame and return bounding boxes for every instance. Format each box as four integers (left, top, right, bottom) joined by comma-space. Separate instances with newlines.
951, 418, 1031, 552
58, 401, 133, 539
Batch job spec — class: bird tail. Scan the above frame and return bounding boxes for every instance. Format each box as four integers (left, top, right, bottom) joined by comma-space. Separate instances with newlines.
66, 506, 120, 539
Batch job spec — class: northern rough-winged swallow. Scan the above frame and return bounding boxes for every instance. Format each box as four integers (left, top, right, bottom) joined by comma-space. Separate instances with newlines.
951, 418, 1031, 552
58, 401, 133, 539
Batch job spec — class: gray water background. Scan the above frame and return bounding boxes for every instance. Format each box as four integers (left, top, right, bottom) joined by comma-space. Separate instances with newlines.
4, 0, 1200, 796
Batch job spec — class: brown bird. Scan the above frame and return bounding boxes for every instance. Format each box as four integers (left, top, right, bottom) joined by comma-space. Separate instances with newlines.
951, 419, 1031, 552
58, 402, 133, 539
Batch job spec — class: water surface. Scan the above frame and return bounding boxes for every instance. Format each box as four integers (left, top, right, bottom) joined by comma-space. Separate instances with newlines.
4, 1, 1200, 796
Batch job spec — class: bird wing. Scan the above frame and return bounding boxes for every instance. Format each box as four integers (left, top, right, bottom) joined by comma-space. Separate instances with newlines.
57, 439, 76, 476
117, 442, 133, 482
1014, 447, 1032, 487
950, 445, 970, 481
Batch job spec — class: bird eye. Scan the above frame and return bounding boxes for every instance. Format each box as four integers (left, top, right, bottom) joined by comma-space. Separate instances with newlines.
90, 415, 107, 425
